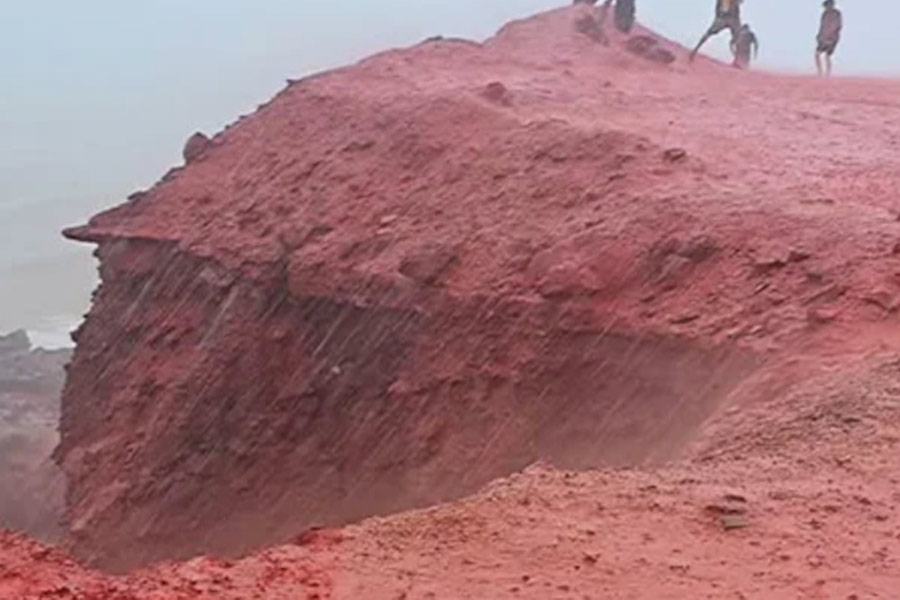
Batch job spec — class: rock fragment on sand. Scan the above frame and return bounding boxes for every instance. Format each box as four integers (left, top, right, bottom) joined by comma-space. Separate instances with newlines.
183, 132, 211, 164
663, 148, 688, 163
399, 243, 460, 286
482, 82, 513, 106
625, 35, 676, 65
705, 495, 750, 531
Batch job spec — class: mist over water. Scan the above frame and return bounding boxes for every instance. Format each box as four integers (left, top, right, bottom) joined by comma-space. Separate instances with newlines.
0, 255, 93, 349
0, 197, 94, 347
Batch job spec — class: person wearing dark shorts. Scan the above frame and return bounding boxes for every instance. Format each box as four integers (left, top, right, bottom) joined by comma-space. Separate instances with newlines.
614, 0, 636, 33
691, 0, 743, 62
816, 0, 842, 76
731, 23, 759, 69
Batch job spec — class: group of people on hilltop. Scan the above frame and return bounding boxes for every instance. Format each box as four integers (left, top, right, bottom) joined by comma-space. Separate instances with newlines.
574, 0, 637, 34
691, 0, 843, 75
576, 0, 844, 75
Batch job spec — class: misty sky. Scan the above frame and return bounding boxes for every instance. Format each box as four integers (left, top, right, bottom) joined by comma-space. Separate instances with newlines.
0, 0, 896, 340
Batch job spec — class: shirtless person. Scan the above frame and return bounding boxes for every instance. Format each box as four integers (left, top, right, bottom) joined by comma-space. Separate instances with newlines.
816, 0, 842, 76
690, 0, 743, 62
731, 23, 759, 69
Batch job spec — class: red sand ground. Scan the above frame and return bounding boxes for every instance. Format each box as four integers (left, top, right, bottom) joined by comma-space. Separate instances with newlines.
9, 3, 900, 597
5, 363, 900, 599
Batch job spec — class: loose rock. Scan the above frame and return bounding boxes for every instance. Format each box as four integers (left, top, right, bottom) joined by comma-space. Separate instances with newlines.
399, 243, 460, 286
183, 132, 211, 164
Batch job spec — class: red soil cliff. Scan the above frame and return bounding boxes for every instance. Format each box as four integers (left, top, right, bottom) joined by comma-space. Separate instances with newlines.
56, 4, 900, 577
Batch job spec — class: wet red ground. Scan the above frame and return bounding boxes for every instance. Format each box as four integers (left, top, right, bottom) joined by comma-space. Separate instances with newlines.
13, 3, 900, 598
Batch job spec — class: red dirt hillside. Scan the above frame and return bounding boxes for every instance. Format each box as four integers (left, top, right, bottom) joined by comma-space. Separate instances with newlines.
34, 2, 900, 592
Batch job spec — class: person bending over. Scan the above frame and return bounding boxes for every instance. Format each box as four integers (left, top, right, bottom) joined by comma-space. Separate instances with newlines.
691, 0, 743, 62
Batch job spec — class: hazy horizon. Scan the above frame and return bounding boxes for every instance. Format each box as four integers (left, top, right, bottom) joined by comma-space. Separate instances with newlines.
1, 0, 897, 345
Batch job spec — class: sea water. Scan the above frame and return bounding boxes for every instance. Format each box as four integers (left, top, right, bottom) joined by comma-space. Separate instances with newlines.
0, 197, 97, 349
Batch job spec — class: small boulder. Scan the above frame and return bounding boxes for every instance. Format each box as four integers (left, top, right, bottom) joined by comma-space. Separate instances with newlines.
399, 243, 460, 286
663, 148, 688, 163
378, 214, 399, 228
705, 494, 750, 531
721, 514, 749, 530
183, 132, 211, 164
482, 82, 513, 107
863, 289, 900, 313
679, 235, 718, 262
625, 35, 676, 65
670, 313, 700, 325
753, 248, 789, 271
788, 249, 812, 263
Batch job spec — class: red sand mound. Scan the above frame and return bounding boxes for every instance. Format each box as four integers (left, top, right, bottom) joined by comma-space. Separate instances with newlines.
48, 4, 900, 591
0, 529, 333, 599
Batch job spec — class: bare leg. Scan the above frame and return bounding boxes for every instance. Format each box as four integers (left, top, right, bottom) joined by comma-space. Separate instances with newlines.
729, 27, 739, 60
826, 54, 833, 76
690, 32, 712, 62
598, 0, 612, 27
815, 51, 823, 76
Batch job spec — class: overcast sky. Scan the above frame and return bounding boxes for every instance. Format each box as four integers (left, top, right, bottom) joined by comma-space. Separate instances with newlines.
1, 1, 893, 228
0, 0, 895, 337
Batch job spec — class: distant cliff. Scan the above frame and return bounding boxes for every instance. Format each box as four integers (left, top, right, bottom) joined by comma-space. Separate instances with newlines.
0, 330, 69, 542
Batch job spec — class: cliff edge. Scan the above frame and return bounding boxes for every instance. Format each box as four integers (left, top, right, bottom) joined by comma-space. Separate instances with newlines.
58, 5, 900, 572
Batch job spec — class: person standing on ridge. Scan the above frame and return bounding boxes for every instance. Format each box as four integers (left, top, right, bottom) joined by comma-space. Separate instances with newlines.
614, 0, 636, 34
573, 0, 612, 45
816, 0, 842, 76
572, 0, 634, 35
731, 23, 759, 69
691, 0, 743, 62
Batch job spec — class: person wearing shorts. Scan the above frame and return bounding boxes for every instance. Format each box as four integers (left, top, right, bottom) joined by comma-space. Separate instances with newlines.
614, 0, 636, 33
816, 0, 842, 76
731, 23, 759, 69
691, 0, 743, 62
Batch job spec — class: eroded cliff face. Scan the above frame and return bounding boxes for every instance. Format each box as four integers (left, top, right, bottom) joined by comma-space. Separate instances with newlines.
57, 7, 900, 571
58, 234, 757, 569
